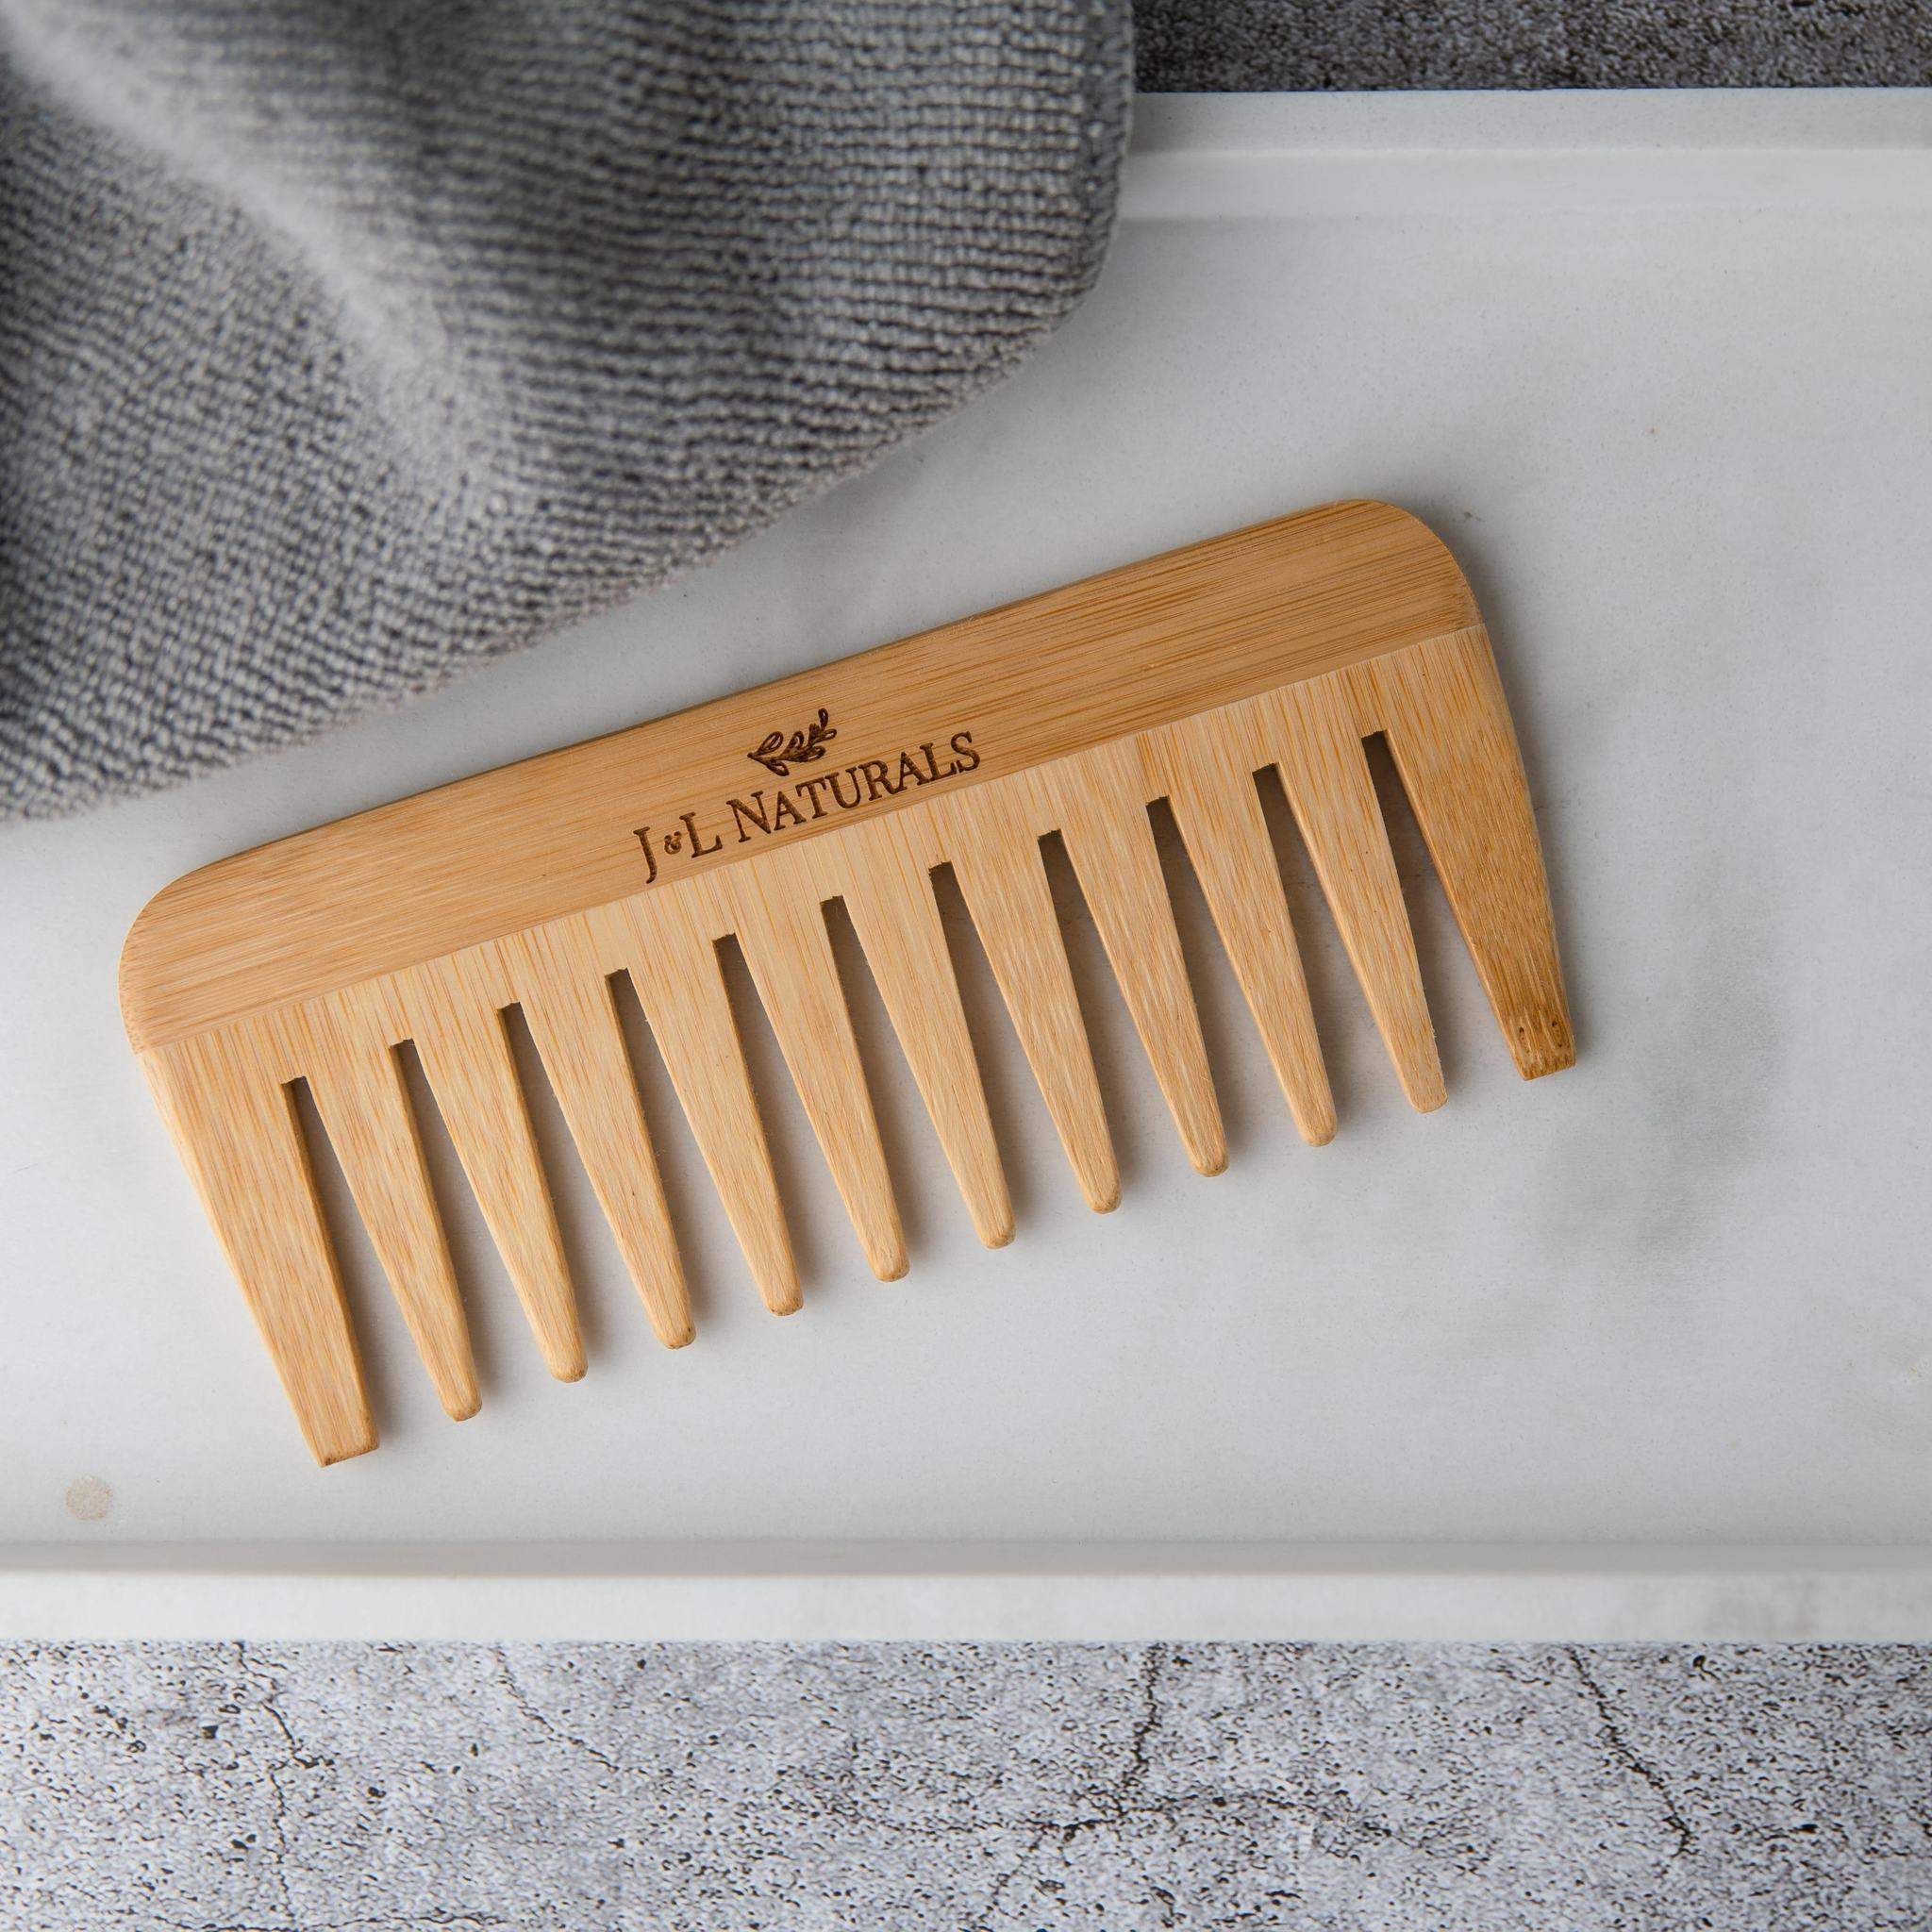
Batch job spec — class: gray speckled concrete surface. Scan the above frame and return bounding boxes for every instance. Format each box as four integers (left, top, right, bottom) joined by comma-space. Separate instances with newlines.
3, 1644, 1930, 1929
1134, 0, 1932, 89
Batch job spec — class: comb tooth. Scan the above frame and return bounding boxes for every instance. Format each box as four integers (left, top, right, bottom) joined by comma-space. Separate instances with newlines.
1041, 742, 1226, 1176
297, 989, 478, 1420
1366, 626, 1574, 1079
142, 1026, 374, 1465
835, 816, 1014, 1249
703, 859, 908, 1282
605, 891, 800, 1316
407, 955, 585, 1381
935, 784, 1121, 1214
1261, 675, 1447, 1112
1146, 711, 1338, 1146
504, 922, 692, 1348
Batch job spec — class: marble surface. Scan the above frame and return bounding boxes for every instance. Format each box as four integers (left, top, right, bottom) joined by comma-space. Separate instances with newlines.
6, 98, 1932, 1585
4, 1642, 1929, 1930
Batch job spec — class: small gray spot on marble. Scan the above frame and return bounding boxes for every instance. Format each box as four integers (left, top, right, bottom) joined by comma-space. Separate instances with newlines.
1, 1644, 1929, 1930
61, 1475, 112, 1523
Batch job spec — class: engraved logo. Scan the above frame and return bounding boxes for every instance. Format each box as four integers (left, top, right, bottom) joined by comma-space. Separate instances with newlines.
748, 708, 836, 777
632, 714, 979, 887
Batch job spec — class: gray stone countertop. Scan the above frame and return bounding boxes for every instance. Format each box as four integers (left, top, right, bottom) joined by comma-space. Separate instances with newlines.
4, 1642, 1929, 1929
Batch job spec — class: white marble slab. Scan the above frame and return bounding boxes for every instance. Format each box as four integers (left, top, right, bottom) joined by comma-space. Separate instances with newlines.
3, 92, 1929, 1634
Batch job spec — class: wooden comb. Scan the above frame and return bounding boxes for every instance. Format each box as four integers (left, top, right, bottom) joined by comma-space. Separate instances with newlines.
120, 501, 1573, 1463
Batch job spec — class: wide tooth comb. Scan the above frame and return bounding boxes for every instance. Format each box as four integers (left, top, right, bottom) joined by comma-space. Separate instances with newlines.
121, 501, 1574, 1462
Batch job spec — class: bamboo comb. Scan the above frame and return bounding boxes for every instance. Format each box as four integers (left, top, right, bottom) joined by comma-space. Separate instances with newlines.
121, 501, 1573, 1463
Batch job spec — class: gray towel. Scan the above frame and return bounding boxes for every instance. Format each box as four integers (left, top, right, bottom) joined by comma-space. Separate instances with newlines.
0, 1, 1131, 820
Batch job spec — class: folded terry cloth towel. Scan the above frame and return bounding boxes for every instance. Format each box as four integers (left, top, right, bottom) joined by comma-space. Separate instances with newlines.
0, 0, 1131, 819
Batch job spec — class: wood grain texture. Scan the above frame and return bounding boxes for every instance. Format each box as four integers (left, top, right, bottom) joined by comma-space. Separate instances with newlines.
1362, 627, 1573, 1079
833, 816, 1015, 1250
604, 891, 800, 1316
934, 778, 1124, 1215
1041, 743, 1226, 1176
505, 920, 692, 1349
1144, 707, 1336, 1146
1262, 675, 1448, 1113
705, 856, 908, 1284
406, 953, 585, 1384
142, 1024, 374, 1466
297, 984, 476, 1421
121, 502, 1571, 1461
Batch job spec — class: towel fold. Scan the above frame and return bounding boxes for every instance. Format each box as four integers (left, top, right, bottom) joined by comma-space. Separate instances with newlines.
0, 0, 1131, 818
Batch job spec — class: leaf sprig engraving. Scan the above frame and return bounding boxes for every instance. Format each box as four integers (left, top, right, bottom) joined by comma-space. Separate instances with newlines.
748, 708, 837, 777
